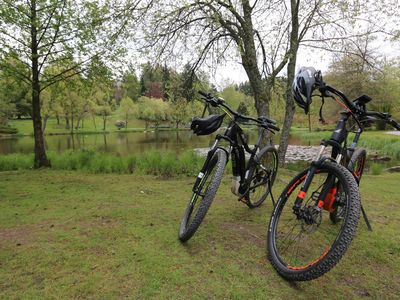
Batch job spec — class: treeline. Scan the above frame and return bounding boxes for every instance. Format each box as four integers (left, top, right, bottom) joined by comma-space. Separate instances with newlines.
0, 55, 258, 132
2, 52, 399, 133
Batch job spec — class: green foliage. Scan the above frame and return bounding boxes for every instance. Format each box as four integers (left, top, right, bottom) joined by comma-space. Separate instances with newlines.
0, 54, 30, 120
324, 55, 400, 126
237, 101, 249, 116
0, 150, 203, 176
370, 163, 384, 175
122, 69, 141, 101
0, 153, 33, 170
137, 97, 170, 128
120, 96, 137, 129
169, 98, 190, 128
139, 62, 212, 103
0, 125, 18, 134
220, 85, 256, 116
0, 97, 16, 126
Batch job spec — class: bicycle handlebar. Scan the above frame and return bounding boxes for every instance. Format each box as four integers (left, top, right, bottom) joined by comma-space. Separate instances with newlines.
363, 111, 400, 130
317, 84, 400, 131
198, 91, 280, 131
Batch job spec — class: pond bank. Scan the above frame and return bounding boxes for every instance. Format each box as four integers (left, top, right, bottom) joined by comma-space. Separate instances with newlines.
194, 145, 330, 163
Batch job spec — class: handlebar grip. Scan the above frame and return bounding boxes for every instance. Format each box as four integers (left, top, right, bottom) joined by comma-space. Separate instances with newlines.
271, 124, 280, 131
389, 119, 400, 131
198, 90, 209, 98
266, 124, 280, 132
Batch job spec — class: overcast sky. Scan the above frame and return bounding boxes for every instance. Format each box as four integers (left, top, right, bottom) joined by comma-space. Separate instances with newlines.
210, 39, 400, 89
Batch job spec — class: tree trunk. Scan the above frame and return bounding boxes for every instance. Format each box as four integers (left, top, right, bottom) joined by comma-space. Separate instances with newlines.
71, 113, 74, 135
31, 0, 50, 168
76, 117, 81, 130
56, 113, 60, 125
278, 61, 296, 166
103, 116, 106, 131
42, 115, 49, 133
278, 0, 300, 166
92, 114, 96, 130
125, 113, 128, 130
65, 115, 70, 129
240, 2, 274, 145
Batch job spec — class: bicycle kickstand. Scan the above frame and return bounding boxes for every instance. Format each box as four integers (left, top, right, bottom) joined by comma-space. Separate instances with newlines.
361, 203, 373, 231
267, 176, 276, 208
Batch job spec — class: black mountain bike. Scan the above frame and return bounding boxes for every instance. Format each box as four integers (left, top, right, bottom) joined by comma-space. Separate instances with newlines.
179, 91, 280, 242
267, 73, 400, 281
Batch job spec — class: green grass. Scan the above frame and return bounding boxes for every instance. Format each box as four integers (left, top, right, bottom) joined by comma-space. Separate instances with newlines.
0, 170, 399, 298
370, 163, 384, 175
291, 127, 400, 159
0, 150, 203, 176
9, 113, 149, 136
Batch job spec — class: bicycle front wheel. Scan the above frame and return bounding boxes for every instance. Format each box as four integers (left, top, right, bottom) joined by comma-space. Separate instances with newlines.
245, 146, 278, 208
267, 161, 360, 281
178, 149, 227, 242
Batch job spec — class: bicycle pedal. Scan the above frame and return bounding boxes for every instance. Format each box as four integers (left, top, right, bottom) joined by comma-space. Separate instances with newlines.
238, 195, 249, 205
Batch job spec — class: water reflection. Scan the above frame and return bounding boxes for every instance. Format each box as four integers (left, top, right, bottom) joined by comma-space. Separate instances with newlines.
0, 127, 312, 156
0, 130, 224, 155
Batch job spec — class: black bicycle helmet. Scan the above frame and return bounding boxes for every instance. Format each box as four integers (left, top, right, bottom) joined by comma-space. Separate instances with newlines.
292, 67, 318, 114
190, 114, 225, 136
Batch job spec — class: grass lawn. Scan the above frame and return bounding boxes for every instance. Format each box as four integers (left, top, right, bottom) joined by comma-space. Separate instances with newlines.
1, 169, 399, 299
8, 110, 149, 136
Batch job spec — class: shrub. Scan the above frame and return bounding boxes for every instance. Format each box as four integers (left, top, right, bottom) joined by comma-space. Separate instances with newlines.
0, 126, 18, 134
370, 163, 384, 176
0, 153, 33, 170
0, 150, 215, 177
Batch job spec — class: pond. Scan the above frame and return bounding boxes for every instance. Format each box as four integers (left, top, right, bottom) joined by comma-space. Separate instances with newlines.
0, 129, 304, 156
1, 129, 398, 170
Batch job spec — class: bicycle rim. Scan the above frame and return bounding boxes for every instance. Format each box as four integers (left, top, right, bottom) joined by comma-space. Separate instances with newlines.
271, 168, 350, 270
247, 147, 278, 206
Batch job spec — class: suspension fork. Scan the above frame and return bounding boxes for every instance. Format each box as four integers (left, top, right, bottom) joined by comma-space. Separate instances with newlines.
192, 139, 220, 194
292, 145, 335, 216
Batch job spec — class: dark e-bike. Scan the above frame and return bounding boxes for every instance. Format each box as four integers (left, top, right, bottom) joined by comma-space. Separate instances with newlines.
267, 67, 400, 281
179, 91, 280, 242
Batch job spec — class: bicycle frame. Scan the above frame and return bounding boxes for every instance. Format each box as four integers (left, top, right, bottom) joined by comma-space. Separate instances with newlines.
192, 117, 267, 197
292, 81, 399, 220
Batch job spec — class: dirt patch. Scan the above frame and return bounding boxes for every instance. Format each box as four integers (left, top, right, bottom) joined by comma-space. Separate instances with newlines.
221, 222, 265, 248
0, 216, 121, 248
0, 221, 54, 247
63, 216, 122, 237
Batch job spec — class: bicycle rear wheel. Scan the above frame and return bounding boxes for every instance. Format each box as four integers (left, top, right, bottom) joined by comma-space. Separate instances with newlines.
348, 148, 367, 182
331, 148, 366, 223
178, 149, 227, 242
245, 146, 278, 208
267, 161, 360, 281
